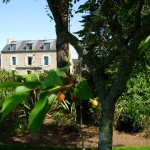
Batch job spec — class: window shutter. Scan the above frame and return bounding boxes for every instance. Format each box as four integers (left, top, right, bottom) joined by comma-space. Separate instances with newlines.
25, 57, 27, 66
49, 56, 51, 65
16, 57, 18, 65
32, 57, 34, 65
41, 56, 43, 65
10, 57, 12, 66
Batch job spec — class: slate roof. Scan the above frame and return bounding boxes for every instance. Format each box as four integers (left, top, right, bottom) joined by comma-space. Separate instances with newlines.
1, 39, 56, 53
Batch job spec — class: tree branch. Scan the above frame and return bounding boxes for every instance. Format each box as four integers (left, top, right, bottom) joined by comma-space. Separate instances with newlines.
108, 14, 150, 103
125, 0, 145, 43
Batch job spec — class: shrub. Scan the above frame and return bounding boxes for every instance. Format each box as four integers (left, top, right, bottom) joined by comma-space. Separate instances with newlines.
0, 71, 40, 133
0, 70, 17, 103
21, 73, 40, 82
115, 69, 150, 133
0, 70, 18, 132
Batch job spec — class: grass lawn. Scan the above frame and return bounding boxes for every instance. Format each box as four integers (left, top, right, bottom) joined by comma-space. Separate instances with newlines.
113, 146, 150, 150
0, 144, 150, 150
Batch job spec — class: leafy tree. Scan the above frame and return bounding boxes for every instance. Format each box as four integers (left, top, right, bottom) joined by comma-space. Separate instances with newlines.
46, 0, 150, 149
2, 0, 150, 150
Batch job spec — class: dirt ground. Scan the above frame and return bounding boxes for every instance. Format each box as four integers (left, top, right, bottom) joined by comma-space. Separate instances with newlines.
0, 123, 150, 148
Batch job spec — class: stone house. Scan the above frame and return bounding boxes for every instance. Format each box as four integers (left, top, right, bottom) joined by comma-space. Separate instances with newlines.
1, 39, 58, 75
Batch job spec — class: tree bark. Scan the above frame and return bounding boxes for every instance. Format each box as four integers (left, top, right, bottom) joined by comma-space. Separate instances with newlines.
56, 30, 69, 68
47, 0, 69, 68
98, 100, 115, 150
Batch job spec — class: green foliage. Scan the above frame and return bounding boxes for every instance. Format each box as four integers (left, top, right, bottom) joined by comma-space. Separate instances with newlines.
0, 144, 149, 150
0, 144, 97, 150
0, 87, 31, 123
0, 70, 17, 102
113, 146, 150, 150
0, 66, 93, 134
29, 93, 56, 134
52, 110, 76, 126
0, 70, 28, 132
138, 35, 150, 56
42, 70, 64, 87
74, 80, 94, 100
115, 68, 150, 132
21, 74, 40, 82
0, 70, 18, 106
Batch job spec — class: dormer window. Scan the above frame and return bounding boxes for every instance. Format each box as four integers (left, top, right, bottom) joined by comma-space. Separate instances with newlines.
10, 44, 16, 51
26, 43, 32, 50
44, 43, 50, 50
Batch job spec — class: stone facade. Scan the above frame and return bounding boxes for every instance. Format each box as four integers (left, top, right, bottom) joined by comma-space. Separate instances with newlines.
1, 39, 57, 75
1, 51, 57, 75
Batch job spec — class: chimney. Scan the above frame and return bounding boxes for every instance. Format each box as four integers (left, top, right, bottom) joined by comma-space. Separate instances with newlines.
7, 38, 13, 44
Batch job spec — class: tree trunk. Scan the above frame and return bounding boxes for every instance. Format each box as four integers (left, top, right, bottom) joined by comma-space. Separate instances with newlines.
56, 31, 69, 68
98, 100, 115, 150
47, 0, 69, 68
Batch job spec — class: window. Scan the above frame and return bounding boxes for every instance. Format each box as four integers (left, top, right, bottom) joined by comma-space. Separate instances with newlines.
10, 56, 18, 65
44, 56, 49, 65
10, 44, 16, 51
28, 57, 33, 65
41, 56, 51, 66
25, 56, 34, 66
12, 57, 16, 65
26, 43, 32, 50
44, 43, 50, 50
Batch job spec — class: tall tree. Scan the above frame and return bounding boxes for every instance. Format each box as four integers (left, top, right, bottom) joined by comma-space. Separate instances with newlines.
47, 0, 150, 149
47, 0, 70, 68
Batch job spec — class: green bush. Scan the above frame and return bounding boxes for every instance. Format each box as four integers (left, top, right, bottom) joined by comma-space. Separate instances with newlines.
21, 73, 40, 82
0, 70, 17, 103
115, 68, 150, 133
0, 70, 39, 133
0, 70, 18, 131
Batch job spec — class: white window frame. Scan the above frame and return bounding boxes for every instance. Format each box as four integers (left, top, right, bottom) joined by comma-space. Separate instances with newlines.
44, 43, 50, 50
25, 56, 34, 66
10, 55, 18, 66
10, 44, 16, 51
44, 56, 49, 65
41, 55, 51, 66
26, 43, 32, 51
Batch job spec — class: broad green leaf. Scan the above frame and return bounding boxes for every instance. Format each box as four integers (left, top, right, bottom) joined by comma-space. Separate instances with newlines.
15, 86, 32, 93
0, 82, 42, 89
74, 80, 94, 100
55, 63, 71, 77
0, 90, 31, 123
43, 70, 63, 88
29, 93, 56, 134
54, 68, 67, 78
48, 94, 57, 106
138, 35, 150, 55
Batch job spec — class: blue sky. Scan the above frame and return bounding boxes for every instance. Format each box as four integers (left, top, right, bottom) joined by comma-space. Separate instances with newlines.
0, 0, 86, 58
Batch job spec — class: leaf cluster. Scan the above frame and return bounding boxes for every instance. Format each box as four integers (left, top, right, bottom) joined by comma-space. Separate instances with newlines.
74, 0, 150, 97
0, 65, 93, 134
